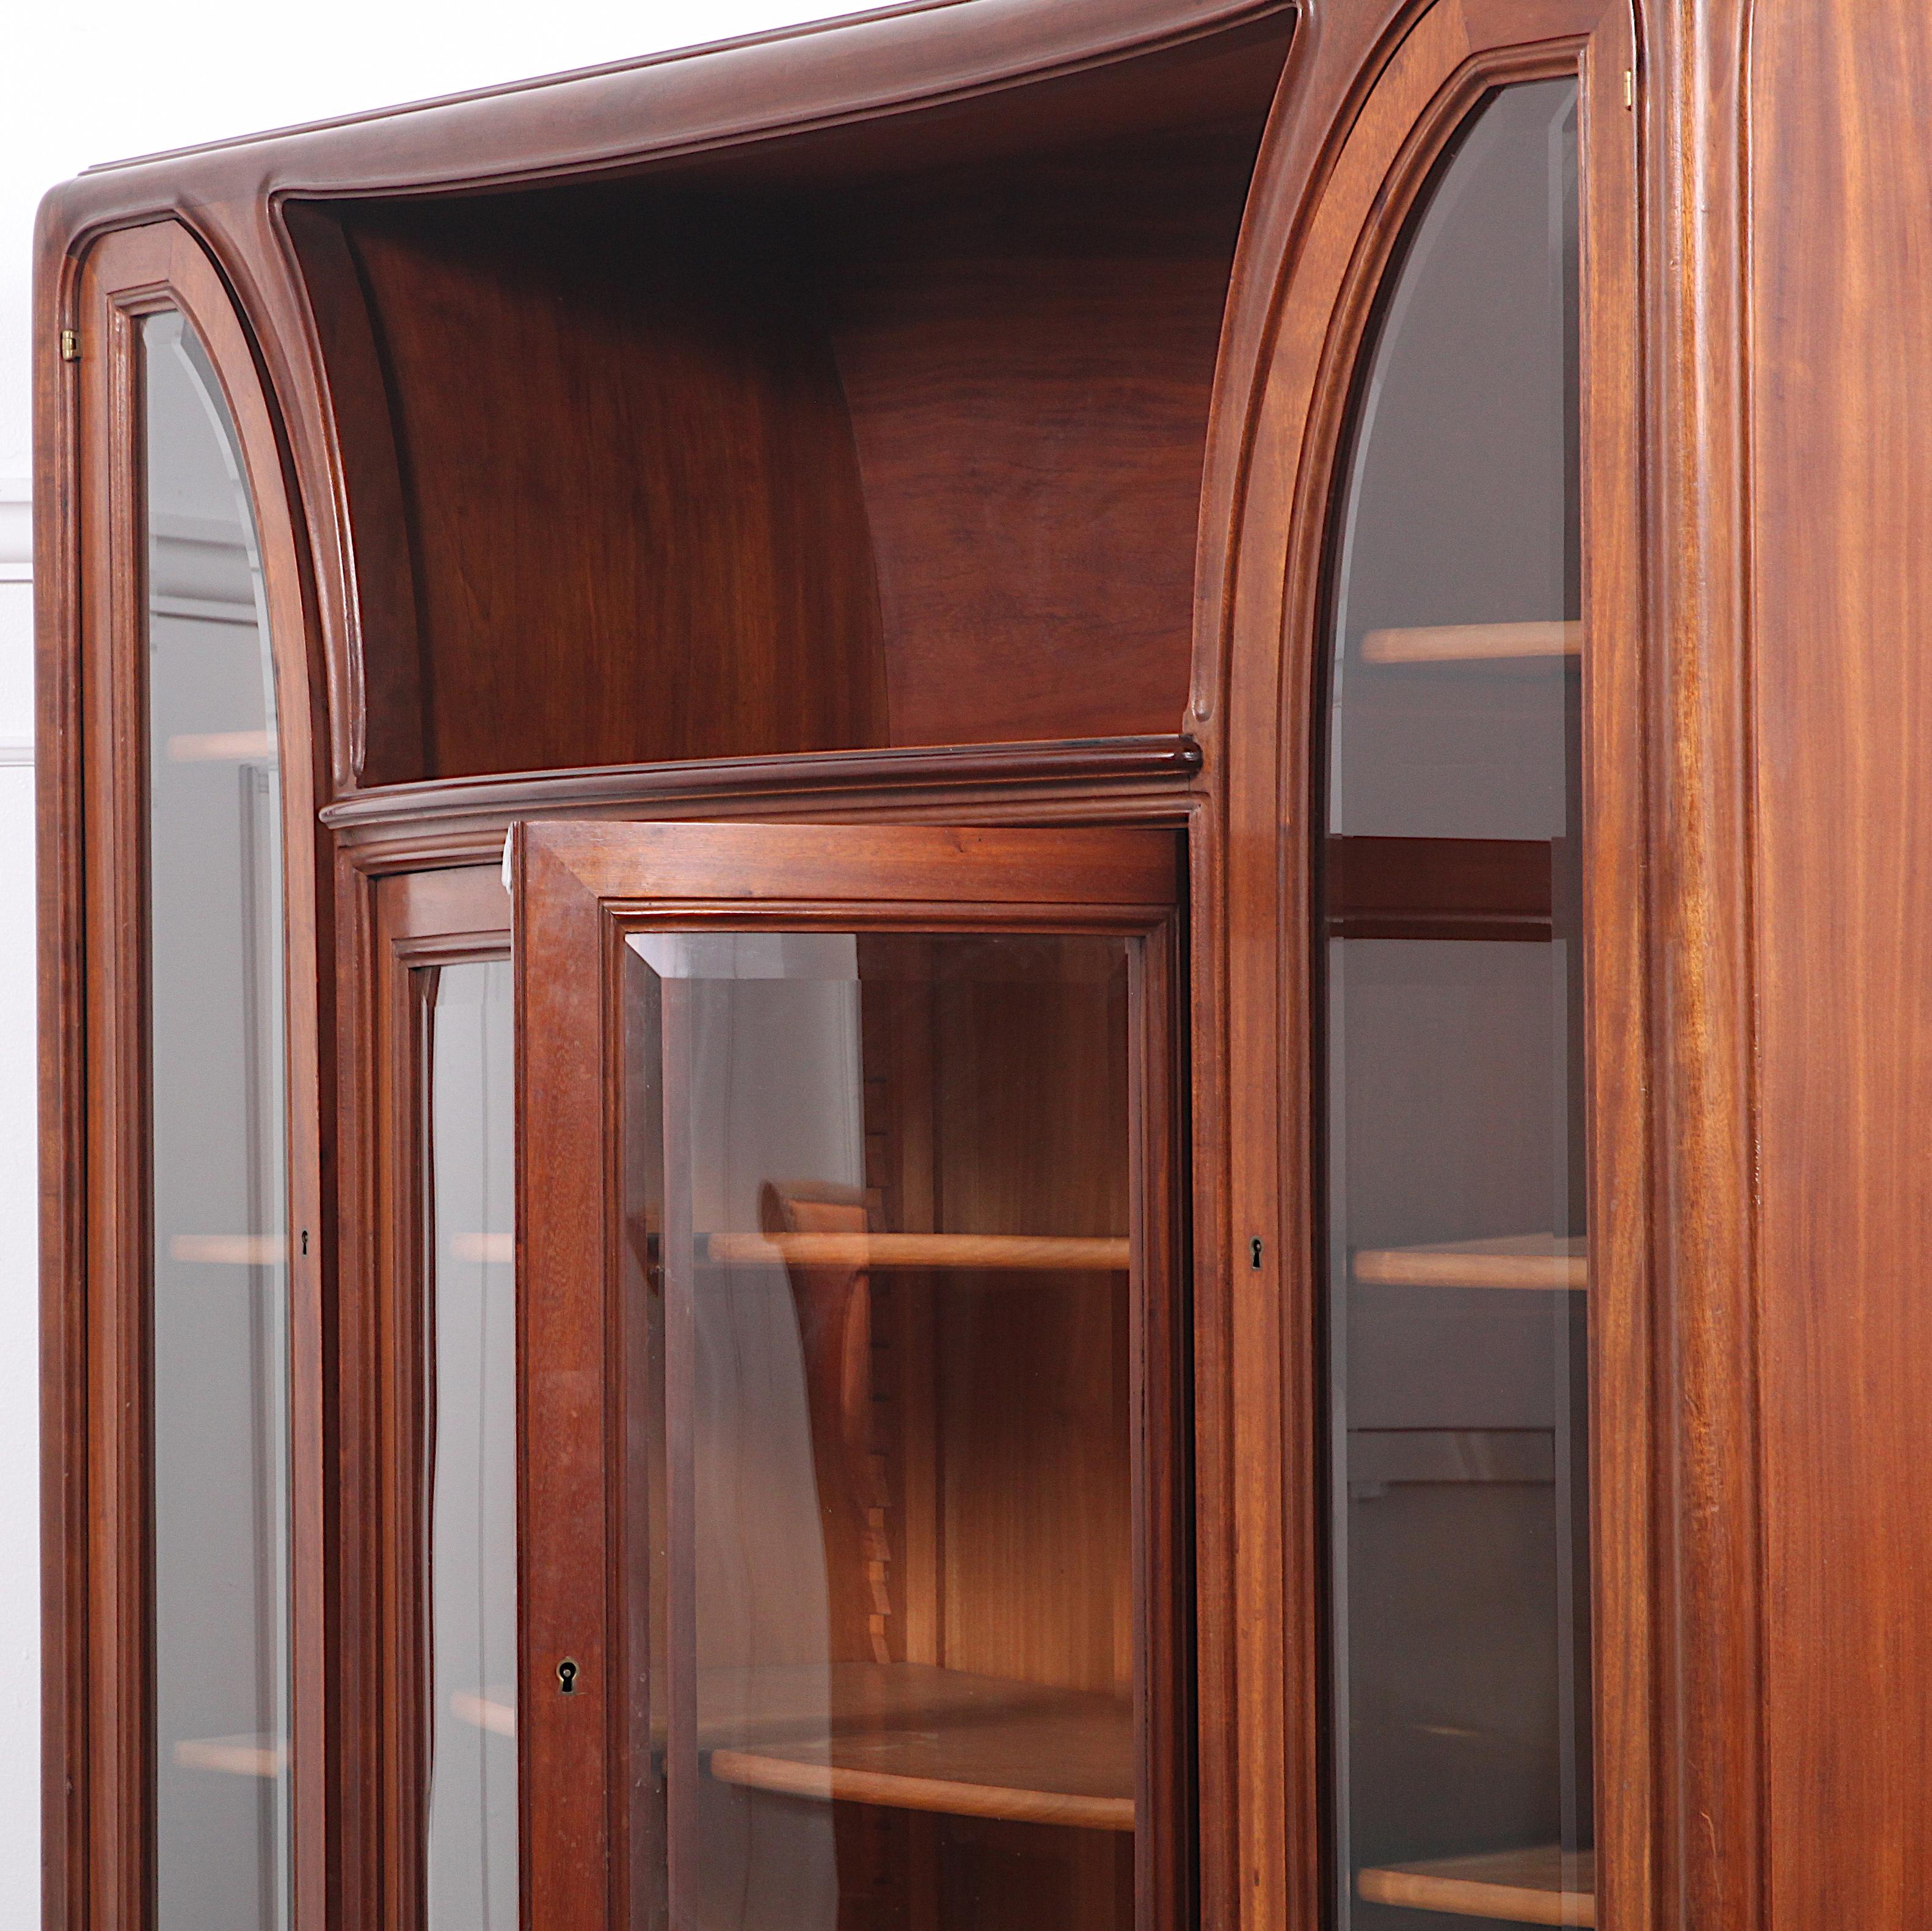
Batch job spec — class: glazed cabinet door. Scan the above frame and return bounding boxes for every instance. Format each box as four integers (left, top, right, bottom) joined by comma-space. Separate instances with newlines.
1319, 69, 1596, 1931
511, 821, 1187, 1931
1209, 1, 1639, 1927
44, 224, 322, 1931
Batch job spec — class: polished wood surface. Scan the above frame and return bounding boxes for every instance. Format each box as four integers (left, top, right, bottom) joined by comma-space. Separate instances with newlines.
520, 818, 1181, 915
516, 821, 1183, 1931
821, 125, 1259, 748
318, 189, 889, 783
1352, 1235, 1588, 1292
1199, 5, 1639, 1930
42, 222, 332, 1931
37, 0, 1290, 798
40, 1, 1932, 1928
1357, 1846, 1595, 1926
1750, 1, 1932, 1921
1325, 835, 1555, 941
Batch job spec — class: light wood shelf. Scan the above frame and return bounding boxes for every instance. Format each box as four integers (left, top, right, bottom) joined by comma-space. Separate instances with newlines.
448, 1231, 1132, 1273
1357, 1846, 1594, 1926
453, 1687, 516, 1736
701, 1232, 1129, 1273
703, 1660, 1133, 1831
173, 1733, 287, 1778
166, 729, 276, 763
1353, 1234, 1586, 1291
1362, 620, 1581, 665
168, 1233, 286, 1267
451, 1231, 513, 1265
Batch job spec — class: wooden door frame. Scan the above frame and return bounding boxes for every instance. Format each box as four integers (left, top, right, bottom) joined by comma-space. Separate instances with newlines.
511, 818, 1190, 1931
1195, 1, 1660, 1926
39, 220, 329, 1931
333, 856, 512, 1931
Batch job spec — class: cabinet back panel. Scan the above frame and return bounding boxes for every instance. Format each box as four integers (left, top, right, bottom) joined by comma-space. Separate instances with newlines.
823, 129, 1257, 747
314, 195, 889, 783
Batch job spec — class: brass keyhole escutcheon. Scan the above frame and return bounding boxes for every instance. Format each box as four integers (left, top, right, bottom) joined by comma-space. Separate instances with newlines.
557, 1657, 580, 1695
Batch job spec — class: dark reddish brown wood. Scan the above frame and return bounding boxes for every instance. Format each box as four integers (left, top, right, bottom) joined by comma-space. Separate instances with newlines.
40, 221, 330, 1931
374, 867, 511, 1927
319, 736, 1202, 839
816, 126, 1261, 747
321, 188, 889, 782
1200, 6, 1643, 1930
1324, 835, 1555, 940
280, 203, 428, 785
293, 91, 1273, 777
49, 2, 1932, 1930
521, 819, 1181, 915
514, 820, 1184, 1931
1746, 2, 1932, 1923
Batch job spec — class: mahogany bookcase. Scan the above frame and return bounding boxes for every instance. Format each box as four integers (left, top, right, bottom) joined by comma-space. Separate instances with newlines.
34, 3, 1932, 1930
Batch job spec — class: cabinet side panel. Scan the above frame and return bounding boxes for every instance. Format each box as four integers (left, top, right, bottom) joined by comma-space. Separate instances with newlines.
1751, 5, 1932, 1922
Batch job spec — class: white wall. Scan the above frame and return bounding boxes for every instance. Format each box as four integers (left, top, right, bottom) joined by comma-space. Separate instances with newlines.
0, 0, 847, 1913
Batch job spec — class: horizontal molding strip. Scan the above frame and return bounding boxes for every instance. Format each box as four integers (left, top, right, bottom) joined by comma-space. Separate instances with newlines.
319, 733, 1204, 834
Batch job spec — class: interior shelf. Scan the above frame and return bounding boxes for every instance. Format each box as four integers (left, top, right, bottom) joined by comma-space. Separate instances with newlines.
450, 1232, 512, 1264
454, 1660, 1133, 1830
1361, 620, 1581, 664
167, 1234, 286, 1267
701, 1232, 1131, 1272
1357, 1846, 1594, 1926
173, 1733, 287, 1778
166, 729, 275, 763
1352, 1234, 1586, 1291
703, 1661, 1133, 1833
453, 1687, 515, 1736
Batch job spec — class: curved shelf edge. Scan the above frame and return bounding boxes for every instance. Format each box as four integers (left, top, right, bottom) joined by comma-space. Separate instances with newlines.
709, 1748, 1135, 1833
1357, 1846, 1595, 1926
702, 1232, 1130, 1271
1352, 1234, 1587, 1292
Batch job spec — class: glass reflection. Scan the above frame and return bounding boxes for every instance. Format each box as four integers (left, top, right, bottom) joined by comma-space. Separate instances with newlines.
146, 311, 289, 1931
625, 932, 1138, 1931
1321, 81, 1592, 1931
426, 960, 519, 1929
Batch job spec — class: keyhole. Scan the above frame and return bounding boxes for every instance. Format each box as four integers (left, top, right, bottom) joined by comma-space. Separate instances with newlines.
557, 1657, 580, 1695
1250, 1237, 1264, 1270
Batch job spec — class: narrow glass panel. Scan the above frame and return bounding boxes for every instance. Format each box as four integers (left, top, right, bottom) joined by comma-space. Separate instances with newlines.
1320, 82, 1591, 1931
625, 931, 1137, 1931
426, 960, 519, 1929
146, 311, 289, 1931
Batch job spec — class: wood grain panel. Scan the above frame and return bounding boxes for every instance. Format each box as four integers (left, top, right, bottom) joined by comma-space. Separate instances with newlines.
931, 951, 1133, 1696
1200, 6, 1642, 1929
46, 222, 334, 1931
1749, 2, 1932, 1923
823, 126, 1264, 746
332, 189, 888, 781
514, 822, 1183, 1931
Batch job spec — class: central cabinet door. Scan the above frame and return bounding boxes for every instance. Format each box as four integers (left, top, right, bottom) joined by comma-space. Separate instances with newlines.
512, 822, 1187, 1931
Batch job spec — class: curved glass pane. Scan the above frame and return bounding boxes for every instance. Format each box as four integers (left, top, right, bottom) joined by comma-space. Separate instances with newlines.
624, 932, 1137, 1931
1319, 81, 1591, 1931
145, 311, 289, 1931
426, 959, 520, 1929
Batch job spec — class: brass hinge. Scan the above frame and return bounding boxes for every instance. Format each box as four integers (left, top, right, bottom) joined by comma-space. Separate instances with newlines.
1623, 68, 1635, 110
59, 329, 79, 363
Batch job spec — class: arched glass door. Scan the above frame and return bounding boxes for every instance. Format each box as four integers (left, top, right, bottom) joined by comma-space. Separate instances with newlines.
1319, 78, 1591, 1930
